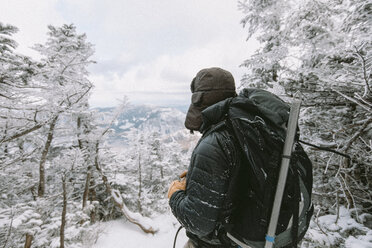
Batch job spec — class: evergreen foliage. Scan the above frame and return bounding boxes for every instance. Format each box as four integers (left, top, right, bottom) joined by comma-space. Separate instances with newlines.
239, 0, 372, 246
0, 23, 193, 247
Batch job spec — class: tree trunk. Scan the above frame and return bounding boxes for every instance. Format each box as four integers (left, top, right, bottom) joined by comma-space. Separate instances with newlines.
18, 140, 24, 153
82, 167, 91, 209
89, 176, 97, 223
138, 154, 142, 213
77, 115, 96, 220
77, 116, 83, 150
38, 115, 58, 197
24, 234, 33, 248
60, 174, 67, 248
3, 120, 8, 156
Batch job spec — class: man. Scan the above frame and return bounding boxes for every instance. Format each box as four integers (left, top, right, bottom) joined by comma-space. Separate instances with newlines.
168, 67, 313, 248
168, 67, 239, 247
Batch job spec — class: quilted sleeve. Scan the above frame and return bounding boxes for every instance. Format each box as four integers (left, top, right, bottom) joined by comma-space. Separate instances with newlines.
169, 132, 231, 237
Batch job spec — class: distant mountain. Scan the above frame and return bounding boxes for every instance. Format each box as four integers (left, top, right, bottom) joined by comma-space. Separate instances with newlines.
97, 104, 187, 143
169, 104, 189, 113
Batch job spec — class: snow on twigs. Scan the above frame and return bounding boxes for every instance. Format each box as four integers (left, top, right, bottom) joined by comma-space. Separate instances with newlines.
110, 189, 159, 234
345, 231, 372, 248
122, 203, 159, 232
111, 189, 123, 206
304, 207, 372, 247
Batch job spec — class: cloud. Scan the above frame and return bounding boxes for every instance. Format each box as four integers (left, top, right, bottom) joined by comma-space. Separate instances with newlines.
0, 0, 65, 57
53, 0, 250, 63
1, 0, 259, 107
89, 37, 257, 107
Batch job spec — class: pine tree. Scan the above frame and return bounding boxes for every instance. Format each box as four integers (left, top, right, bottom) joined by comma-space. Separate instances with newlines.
239, 0, 372, 245
0, 23, 101, 247
32, 24, 95, 197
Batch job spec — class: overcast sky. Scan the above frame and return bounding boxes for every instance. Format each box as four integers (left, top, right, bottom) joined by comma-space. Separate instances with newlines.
1, 0, 259, 107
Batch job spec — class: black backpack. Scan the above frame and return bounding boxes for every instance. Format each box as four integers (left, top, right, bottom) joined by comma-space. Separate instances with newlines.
220, 89, 313, 248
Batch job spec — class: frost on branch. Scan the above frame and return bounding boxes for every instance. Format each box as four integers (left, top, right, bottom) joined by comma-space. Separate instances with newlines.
110, 189, 158, 234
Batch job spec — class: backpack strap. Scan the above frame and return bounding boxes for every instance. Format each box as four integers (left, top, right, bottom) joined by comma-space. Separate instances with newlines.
259, 149, 281, 231
290, 161, 300, 248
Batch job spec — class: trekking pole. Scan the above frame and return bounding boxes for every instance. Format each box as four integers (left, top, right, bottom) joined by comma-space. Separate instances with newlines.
264, 93, 302, 248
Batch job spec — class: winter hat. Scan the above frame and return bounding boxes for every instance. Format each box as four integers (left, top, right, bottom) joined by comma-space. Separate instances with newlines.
185, 67, 236, 131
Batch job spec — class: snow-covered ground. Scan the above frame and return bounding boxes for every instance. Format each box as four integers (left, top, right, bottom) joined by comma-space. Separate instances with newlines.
92, 214, 188, 248
303, 207, 372, 248
92, 207, 372, 248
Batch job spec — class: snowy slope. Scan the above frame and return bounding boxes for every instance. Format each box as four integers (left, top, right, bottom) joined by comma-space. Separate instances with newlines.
92, 214, 188, 248
92, 209, 372, 248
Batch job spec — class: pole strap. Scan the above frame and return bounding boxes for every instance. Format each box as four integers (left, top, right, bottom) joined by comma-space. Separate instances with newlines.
282, 155, 292, 160
265, 235, 275, 243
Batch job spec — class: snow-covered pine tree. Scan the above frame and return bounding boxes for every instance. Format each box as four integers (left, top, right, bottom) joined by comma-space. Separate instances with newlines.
0, 23, 41, 203
239, 0, 371, 246
32, 24, 95, 197
115, 129, 149, 215
0, 23, 102, 247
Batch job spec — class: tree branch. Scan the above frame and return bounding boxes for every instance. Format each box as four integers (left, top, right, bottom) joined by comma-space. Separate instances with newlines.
334, 89, 372, 112
342, 116, 372, 152
354, 46, 371, 97
93, 139, 157, 234
0, 122, 44, 144
60, 173, 67, 248
0, 85, 92, 144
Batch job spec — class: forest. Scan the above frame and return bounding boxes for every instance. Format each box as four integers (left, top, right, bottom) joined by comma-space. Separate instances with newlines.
0, 0, 371, 247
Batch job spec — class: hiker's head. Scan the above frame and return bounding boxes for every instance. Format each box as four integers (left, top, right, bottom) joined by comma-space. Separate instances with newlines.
185, 67, 236, 132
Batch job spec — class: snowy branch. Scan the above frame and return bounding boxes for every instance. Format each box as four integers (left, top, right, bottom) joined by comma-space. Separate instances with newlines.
0, 122, 45, 144
342, 116, 372, 152
92, 137, 158, 235
334, 89, 372, 112
354, 45, 371, 97
2, 208, 14, 248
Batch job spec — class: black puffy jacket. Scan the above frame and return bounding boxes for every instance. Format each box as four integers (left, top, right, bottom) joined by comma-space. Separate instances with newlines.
169, 88, 299, 247
169, 102, 239, 247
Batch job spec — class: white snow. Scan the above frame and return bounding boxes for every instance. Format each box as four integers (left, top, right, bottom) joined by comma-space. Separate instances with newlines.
345, 232, 372, 248
91, 207, 372, 248
92, 214, 188, 248
304, 207, 372, 247
121, 203, 159, 232
119, 122, 134, 130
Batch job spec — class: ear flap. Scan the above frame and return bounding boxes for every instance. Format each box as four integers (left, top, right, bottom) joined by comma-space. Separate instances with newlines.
184, 104, 203, 131
191, 92, 203, 106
